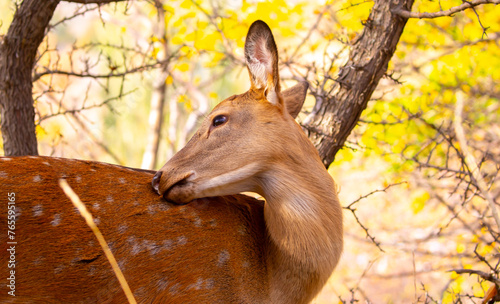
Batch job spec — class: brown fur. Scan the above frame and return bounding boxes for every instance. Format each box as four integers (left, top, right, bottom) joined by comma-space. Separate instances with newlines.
0, 156, 268, 303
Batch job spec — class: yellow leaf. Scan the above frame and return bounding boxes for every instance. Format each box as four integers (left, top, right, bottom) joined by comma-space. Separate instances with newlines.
151, 47, 159, 59
171, 35, 183, 45
411, 192, 429, 214
180, 0, 192, 9
472, 282, 485, 297
442, 292, 454, 304
456, 243, 466, 254
477, 243, 494, 256
203, 52, 225, 68
165, 75, 173, 85
209, 92, 218, 99
175, 63, 190, 72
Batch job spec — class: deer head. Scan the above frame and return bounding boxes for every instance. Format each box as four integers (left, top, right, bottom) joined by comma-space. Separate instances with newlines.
152, 21, 313, 205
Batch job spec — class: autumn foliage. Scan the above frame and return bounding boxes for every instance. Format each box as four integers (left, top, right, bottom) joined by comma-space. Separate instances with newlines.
1, 0, 500, 303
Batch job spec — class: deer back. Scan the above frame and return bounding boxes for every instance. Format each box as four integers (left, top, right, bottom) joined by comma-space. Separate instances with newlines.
0, 156, 268, 303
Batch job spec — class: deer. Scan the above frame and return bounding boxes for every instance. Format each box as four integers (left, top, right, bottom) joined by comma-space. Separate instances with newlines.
0, 20, 342, 304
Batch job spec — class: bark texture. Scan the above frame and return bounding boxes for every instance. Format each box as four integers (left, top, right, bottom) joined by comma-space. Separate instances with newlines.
0, 0, 60, 156
303, 0, 415, 167
0, 0, 128, 156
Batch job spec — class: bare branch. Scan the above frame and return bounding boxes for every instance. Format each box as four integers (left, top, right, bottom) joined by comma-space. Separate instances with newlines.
343, 182, 407, 252
450, 269, 500, 286
454, 92, 500, 231
393, 0, 500, 19
63, 0, 128, 4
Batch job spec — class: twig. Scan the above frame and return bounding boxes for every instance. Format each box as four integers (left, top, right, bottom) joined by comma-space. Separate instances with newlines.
453, 92, 500, 231
344, 182, 407, 252
393, 0, 500, 19
345, 181, 407, 209
450, 268, 500, 286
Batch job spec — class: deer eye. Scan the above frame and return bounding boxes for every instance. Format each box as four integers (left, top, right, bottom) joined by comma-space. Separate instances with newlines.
212, 115, 228, 127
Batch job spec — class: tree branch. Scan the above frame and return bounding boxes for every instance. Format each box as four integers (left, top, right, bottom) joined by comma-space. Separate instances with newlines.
450, 269, 500, 286
0, 0, 60, 155
392, 0, 500, 19
303, 0, 415, 167
453, 92, 500, 231
63, 0, 128, 3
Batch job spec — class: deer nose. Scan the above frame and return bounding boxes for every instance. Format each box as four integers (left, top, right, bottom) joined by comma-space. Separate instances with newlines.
152, 171, 163, 195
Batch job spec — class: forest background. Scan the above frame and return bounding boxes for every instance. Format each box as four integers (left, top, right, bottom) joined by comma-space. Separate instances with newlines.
1, 0, 499, 303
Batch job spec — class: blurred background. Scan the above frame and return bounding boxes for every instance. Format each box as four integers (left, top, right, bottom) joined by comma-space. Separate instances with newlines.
1, 0, 499, 302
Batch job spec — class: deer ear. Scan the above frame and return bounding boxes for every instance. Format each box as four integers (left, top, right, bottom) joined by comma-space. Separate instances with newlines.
282, 82, 308, 119
244, 20, 282, 106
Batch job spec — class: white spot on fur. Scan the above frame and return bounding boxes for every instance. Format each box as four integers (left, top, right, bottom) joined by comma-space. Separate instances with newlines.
157, 278, 169, 291
238, 225, 247, 235
193, 217, 202, 227
188, 278, 204, 290
33, 204, 43, 217
158, 203, 171, 211
119, 177, 126, 184
205, 278, 214, 289
75, 175, 82, 183
118, 224, 128, 234
148, 242, 161, 255
217, 250, 230, 267
169, 283, 180, 295
162, 239, 173, 251
118, 259, 126, 271
33, 175, 42, 182
93, 218, 100, 225
210, 219, 217, 227
1, 158, 12, 161
106, 195, 114, 203
177, 236, 187, 246
51, 214, 62, 226
147, 205, 157, 215
54, 264, 65, 274
92, 203, 100, 210
0, 171, 7, 178
43, 162, 51, 166
129, 237, 141, 255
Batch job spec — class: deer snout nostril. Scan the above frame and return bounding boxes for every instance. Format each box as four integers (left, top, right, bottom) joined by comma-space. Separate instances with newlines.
152, 171, 163, 195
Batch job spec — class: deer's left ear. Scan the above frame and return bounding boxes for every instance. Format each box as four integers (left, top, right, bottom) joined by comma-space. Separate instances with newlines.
244, 20, 282, 107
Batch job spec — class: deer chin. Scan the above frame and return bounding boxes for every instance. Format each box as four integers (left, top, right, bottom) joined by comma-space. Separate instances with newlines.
163, 183, 196, 205
153, 170, 196, 205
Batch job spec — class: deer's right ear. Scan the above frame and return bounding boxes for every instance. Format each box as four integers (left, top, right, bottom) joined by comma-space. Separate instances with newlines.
244, 20, 282, 107
282, 82, 309, 119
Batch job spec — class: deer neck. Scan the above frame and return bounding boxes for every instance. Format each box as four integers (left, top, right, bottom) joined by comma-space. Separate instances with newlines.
259, 164, 343, 303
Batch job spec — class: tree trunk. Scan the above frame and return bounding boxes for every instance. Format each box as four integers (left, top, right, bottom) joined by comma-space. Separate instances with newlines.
303, 0, 415, 167
141, 2, 168, 170
141, 70, 168, 169
0, 0, 127, 156
0, 0, 60, 156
